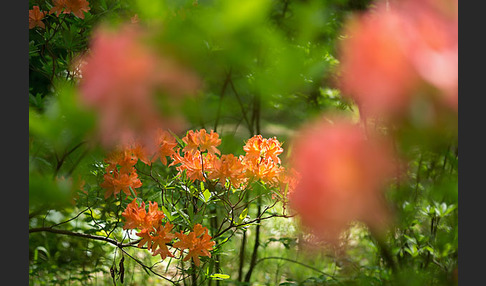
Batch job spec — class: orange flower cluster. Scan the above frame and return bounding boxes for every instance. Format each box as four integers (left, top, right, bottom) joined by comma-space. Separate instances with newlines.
170, 129, 222, 183
100, 129, 178, 199
122, 199, 165, 230
104, 130, 292, 263
29, 6, 47, 29
122, 199, 176, 259
100, 167, 142, 199
156, 129, 179, 165
208, 154, 246, 189
122, 200, 215, 263
49, 0, 91, 19
171, 151, 214, 182
241, 135, 285, 186
173, 224, 216, 267
169, 130, 293, 194
182, 129, 221, 155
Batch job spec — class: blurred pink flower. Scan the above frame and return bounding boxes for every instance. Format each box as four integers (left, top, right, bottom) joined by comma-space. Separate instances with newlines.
338, 0, 458, 120
289, 118, 396, 245
399, 0, 458, 111
79, 24, 201, 149
339, 10, 417, 120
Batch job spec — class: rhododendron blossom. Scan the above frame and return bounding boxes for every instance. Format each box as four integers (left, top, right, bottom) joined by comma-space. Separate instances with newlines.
155, 129, 178, 165
339, 0, 458, 120
101, 143, 150, 199
104, 145, 139, 173
122, 200, 165, 231
208, 154, 247, 188
241, 135, 284, 186
289, 118, 396, 244
29, 6, 47, 29
101, 168, 142, 199
79, 25, 201, 148
150, 222, 177, 259
122, 200, 177, 259
276, 167, 299, 200
243, 135, 283, 164
242, 156, 283, 186
170, 150, 216, 182
50, 0, 91, 19
173, 224, 215, 267
182, 129, 222, 155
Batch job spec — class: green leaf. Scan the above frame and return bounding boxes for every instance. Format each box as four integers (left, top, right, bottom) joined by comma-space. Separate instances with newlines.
128, 186, 138, 198
168, 129, 185, 147
444, 204, 457, 216
238, 208, 248, 224
161, 205, 173, 221
202, 189, 211, 203
209, 273, 230, 280
175, 208, 191, 225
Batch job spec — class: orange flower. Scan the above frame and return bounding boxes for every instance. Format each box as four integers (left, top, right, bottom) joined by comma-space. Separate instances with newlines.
182, 129, 221, 155
101, 168, 142, 199
242, 156, 282, 186
150, 222, 177, 259
289, 118, 396, 245
122, 200, 176, 259
208, 154, 246, 188
136, 228, 154, 248
173, 224, 215, 267
50, 0, 90, 19
155, 129, 178, 165
121, 199, 165, 230
50, 0, 66, 16
129, 142, 158, 166
29, 6, 46, 29
66, 0, 90, 19
239, 135, 285, 186
170, 150, 216, 182
105, 139, 163, 171
121, 199, 145, 229
146, 201, 166, 228
104, 147, 138, 173
243, 135, 283, 164
275, 167, 299, 201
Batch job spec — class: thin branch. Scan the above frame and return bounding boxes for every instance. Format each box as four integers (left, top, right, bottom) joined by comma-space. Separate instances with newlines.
48, 207, 90, 229
214, 69, 233, 132
212, 212, 294, 239
54, 141, 86, 177
28, 227, 138, 249
119, 247, 179, 284
255, 256, 339, 281
229, 79, 253, 135
244, 199, 262, 283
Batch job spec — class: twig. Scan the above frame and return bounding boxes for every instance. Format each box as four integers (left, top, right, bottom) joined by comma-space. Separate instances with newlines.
255, 256, 339, 282
29, 227, 138, 249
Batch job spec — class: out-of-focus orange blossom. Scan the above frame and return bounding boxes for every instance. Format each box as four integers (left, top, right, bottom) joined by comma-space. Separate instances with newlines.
288, 118, 397, 245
